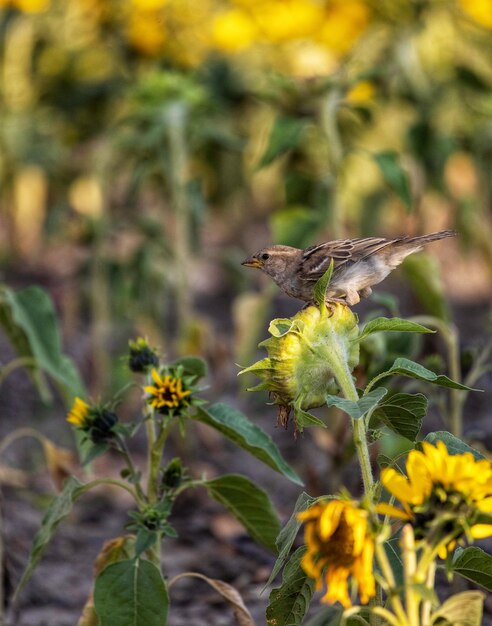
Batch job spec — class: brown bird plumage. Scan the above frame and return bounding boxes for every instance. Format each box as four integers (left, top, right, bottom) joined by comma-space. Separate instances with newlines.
242, 230, 456, 306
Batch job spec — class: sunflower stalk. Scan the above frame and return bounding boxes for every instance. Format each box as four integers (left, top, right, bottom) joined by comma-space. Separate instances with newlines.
420, 561, 436, 626
374, 539, 409, 626
401, 525, 419, 626
409, 316, 463, 437
324, 337, 374, 494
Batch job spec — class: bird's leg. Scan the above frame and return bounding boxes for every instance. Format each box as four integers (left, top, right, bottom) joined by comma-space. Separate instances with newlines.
344, 288, 361, 306
359, 287, 372, 300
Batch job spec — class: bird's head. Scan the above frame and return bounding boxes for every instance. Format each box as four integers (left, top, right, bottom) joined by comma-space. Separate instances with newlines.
241, 245, 300, 280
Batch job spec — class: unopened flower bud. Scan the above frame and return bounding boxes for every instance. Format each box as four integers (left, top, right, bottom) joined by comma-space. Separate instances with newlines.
128, 338, 159, 373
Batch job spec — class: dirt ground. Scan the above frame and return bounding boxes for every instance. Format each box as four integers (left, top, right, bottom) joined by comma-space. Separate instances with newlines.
1, 288, 492, 626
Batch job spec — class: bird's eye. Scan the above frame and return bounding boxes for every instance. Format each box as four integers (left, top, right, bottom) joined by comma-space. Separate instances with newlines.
261, 253, 270, 260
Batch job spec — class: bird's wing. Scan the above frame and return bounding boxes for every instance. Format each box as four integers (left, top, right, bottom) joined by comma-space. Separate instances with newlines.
298, 237, 394, 281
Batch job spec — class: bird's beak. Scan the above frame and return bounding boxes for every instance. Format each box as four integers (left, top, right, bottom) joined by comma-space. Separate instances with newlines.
241, 256, 263, 269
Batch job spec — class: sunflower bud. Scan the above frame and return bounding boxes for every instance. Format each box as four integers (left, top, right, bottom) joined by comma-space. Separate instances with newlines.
66, 398, 118, 445
161, 457, 183, 490
240, 303, 359, 432
128, 337, 159, 373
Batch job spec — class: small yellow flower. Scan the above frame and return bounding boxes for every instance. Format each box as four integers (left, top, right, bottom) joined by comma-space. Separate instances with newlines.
212, 9, 258, 52
298, 500, 375, 608
459, 0, 492, 29
346, 80, 375, 104
13, 0, 50, 13
67, 397, 90, 427
379, 442, 492, 553
127, 10, 166, 56
254, 0, 322, 43
145, 368, 192, 413
317, 0, 369, 55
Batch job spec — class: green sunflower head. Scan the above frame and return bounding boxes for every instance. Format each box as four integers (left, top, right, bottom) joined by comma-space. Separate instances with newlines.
240, 303, 359, 433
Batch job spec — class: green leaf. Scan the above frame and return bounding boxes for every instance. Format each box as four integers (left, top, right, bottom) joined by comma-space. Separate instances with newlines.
135, 529, 157, 557
373, 151, 412, 211
402, 254, 450, 321
378, 357, 479, 391
266, 547, 314, 626
384, 533, 404, 588
452, 547, 492, 591
205, 474, 281, 552
171, 356, 208, 379
431, 590, 484, 626
15, 476, 85, 598
94, 559, 169, 626
326, 387, 387, 420
304, 606, 369, 626
372, 393, 427, 441
294, 407, 327, 429
259, 116, 309, 168
0, 286, 85, 404
358, 317, 434, 342
423, 432, 485, 460
266, 492, 316, 588
81, 442, 110, 466
304, 606, 343, 626
195, 404, 303, 485
314, 259, 334, 309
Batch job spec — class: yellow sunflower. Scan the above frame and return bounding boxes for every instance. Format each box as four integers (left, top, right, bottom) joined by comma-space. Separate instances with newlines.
298, 499, 375, 608
378, 441, 492, 555
67, 397, 90, 427
145, 368, 192, 414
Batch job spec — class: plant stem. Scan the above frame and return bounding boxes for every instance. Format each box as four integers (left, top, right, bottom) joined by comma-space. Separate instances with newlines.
370, 607, 404, 626
145, 414, 158, 504
375, 541, 409, 626
115, 435, 146, 504
409, 316, 463, 437
326, 337, 374, 494
83, 478, 139, 500
0, 356, 37, 387
401, 525, 419, 626
166, 101, 191, 342
420, 561, 436, 626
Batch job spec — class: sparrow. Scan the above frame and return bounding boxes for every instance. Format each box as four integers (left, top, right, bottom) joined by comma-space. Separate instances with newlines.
242, 230, 456, 306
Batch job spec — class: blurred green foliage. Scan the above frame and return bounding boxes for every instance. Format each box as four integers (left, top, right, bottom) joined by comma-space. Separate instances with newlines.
1, 0, 491, 391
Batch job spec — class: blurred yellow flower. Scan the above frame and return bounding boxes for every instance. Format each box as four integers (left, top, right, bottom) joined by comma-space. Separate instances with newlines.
379, 441, 492, 555
254, 0, 322, 42
7, 0, 50, 13
346, 80, 375, 104
298, 500, 375, 608
212, 9, 258, 52
131, 0, 167, 9
318, 0, 369, 54
459, 0, 492, 29
128, 10, 166, 56
67, 397, 90, 427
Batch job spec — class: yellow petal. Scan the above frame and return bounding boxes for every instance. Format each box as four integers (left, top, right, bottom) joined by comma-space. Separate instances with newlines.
151, 368, 163, 385
381, 468, 420, 505
470, 524, 492, 539
376, 502, 412, 520
478, 497, 492, 512
319, 500, 344, 540
322, 566, 351, 608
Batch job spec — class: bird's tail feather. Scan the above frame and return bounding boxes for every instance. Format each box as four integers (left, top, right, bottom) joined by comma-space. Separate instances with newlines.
406, 229, 457, 245
383, 230, 456, 267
